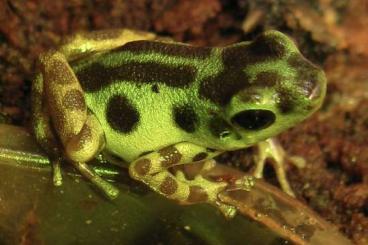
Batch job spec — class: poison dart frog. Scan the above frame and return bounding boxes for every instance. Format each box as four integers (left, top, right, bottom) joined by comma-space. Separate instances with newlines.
31, 29, 326, 217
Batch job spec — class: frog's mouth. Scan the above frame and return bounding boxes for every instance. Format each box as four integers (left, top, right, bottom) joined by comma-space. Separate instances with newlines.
230, 109, 276, 131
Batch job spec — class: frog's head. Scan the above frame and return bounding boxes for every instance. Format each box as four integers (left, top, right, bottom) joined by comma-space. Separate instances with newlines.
222, 31, 327, 145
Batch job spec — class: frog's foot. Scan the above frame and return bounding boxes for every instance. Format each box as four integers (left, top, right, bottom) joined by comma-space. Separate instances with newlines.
253, 138, 305, 197
63, 114, 119, 200
129, 142, 239, 218
71, 161, 119, 199
175, 171, 238, 218
227, 175, 256, 192
51, 140, 119, 199
43, 151, 118, 199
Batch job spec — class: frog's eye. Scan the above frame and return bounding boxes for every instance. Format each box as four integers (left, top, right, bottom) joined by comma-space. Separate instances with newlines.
231, 109, 275, 130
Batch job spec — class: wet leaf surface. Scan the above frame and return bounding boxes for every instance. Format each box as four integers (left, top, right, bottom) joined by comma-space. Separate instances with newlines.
0, 125, 281, 245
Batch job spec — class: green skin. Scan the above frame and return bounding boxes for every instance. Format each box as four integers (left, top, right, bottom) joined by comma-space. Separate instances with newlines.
30, 29, 326, 217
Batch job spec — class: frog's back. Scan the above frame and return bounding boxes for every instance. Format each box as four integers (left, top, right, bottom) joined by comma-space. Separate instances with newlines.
70, 41, 220, 162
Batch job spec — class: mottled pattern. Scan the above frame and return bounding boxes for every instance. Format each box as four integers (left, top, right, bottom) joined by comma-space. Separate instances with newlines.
117, 40, 212, 59
106, 95, 139, 133
173, 104, 199, 133
76, 62, 196, 92
46, 58, 75, 85
159, 176, 178, 195
158, 145, 182, 167
187, 186, 208, 203
62, 89, 85, 111
134, 158, 151, 176
32, 99, 62, 156
53, 107, 67, 135
192, 152, 208, 162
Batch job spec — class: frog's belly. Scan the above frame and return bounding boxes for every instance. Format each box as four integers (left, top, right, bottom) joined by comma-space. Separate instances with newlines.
103, 123, 185, 162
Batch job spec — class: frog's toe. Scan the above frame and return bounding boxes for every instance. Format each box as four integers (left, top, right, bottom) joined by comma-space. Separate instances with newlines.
215, 201, 237, 219
182, 173, 238, 218
229, 175, 256, 192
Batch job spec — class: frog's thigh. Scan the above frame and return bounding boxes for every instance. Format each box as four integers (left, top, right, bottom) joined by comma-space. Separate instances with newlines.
31, 73, 60, 156
58, 29, 158, 60
39, 51, 87, 147
31, 73, 64, 185
37, 45, 119, 198
129, 142, 226, 205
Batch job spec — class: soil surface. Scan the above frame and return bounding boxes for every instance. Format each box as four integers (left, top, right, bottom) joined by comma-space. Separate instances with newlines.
0, 0, 367, 244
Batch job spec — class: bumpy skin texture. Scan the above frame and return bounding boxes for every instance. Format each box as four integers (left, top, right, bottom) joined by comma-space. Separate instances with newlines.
31, 29, 327, 215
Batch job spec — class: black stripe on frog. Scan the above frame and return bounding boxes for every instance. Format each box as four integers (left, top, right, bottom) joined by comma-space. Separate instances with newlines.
199, 33, 286, 105
76, 62, 197, 92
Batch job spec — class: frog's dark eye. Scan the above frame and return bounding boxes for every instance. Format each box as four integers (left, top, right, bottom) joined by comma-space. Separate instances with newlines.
231, 109, 275, 130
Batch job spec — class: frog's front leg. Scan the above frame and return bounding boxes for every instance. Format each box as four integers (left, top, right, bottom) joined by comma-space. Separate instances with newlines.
253, 138, 306, 197
129, 143, 238, 218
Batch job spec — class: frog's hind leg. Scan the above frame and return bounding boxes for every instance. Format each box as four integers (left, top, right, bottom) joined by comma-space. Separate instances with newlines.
31, 73, 64, 186
36, 50, 118, 199
129, 142, 239, 218
58, 29, 159, 61
32, 29, 159, 198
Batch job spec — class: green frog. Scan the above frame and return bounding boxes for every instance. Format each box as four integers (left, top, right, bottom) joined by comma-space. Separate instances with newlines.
31, 29, 326, 217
